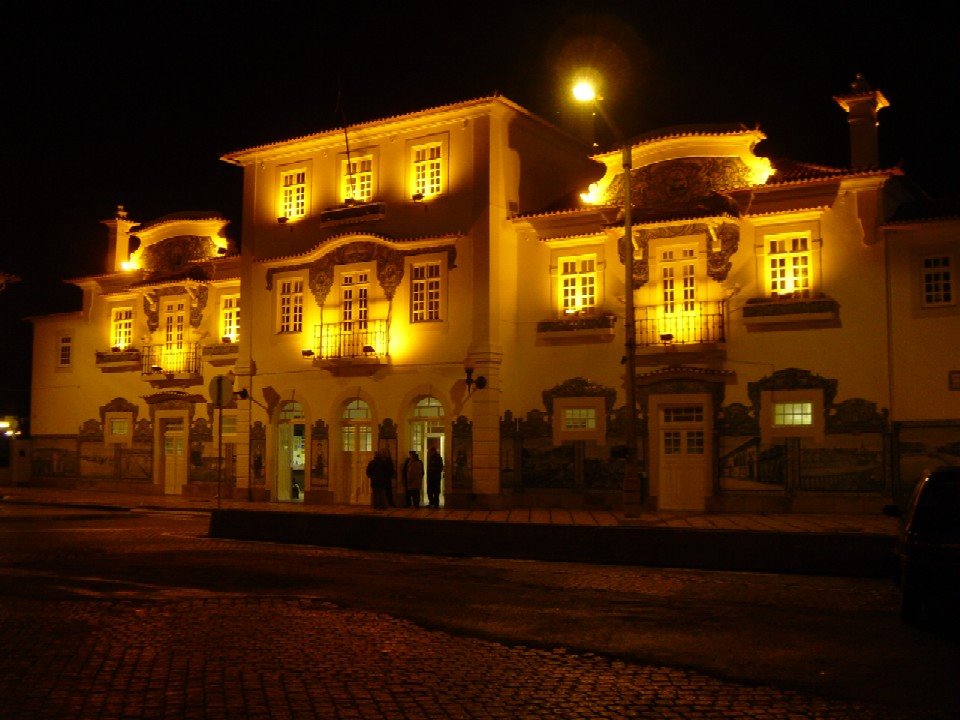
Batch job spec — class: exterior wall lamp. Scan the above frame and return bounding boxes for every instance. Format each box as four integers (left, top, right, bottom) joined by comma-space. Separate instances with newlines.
301, 349, 315, 358
464, 367, 486, 394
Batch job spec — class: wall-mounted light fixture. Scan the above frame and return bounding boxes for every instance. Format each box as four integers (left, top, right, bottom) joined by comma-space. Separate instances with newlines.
464, 367, 487, 395
301, 349, 315, 358
277, 216, 289, 225
411, 192, 424, 202
362, 345, 376, 355
221, 336, 232, 344
150, 364, 163, 373
659, 333, 674, 344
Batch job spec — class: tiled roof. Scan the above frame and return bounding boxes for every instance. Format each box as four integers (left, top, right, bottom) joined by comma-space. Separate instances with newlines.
763, 158, 899, 186
258, 232, 462, 264
130, 211, 228, 234
885, 198, 960, 225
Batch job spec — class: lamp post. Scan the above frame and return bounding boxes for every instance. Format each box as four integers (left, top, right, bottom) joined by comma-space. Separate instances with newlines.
573, 80, 642, 515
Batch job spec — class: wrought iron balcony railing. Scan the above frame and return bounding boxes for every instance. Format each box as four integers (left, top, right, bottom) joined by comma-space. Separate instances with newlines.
313, 319, 388, 360
635, 300, 726, 347
141, 343, 202, 375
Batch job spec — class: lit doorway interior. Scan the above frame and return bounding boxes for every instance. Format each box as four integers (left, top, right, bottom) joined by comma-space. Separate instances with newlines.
409, 396, 445, 507
341, 399, 373, 504
277, 401, 305, 502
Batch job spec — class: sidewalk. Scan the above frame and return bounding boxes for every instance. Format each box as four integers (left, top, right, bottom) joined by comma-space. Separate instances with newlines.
1, 486, 899, 577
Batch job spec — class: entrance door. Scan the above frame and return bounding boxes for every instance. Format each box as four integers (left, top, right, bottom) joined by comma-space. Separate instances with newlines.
341, 399, 373, 504
410, 396, 445, 507
162, 429, 186, 495
277, 401, 306, 502
658, 404, 709, 510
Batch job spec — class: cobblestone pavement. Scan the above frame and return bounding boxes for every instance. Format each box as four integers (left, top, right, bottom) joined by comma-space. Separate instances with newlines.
1, 596, 907, 720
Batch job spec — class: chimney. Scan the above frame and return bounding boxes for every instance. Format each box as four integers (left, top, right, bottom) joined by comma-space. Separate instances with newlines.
101, 205, 137, 272
834, 73, 889, 169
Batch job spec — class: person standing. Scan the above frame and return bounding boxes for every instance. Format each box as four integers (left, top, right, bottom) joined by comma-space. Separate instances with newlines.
426, 446, 444, 509
366, 449, 393, 510
404, 450, 424, 508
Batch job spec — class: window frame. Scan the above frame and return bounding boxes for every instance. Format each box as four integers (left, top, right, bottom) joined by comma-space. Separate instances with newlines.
765, 232, 813, 299
57, 332, 72, 370
104, 411, 134, 447
220, 293, 241, 342
761, 389, 824, 445
410, 260, 443, 323
552, 396, 607, 444
111, 307, 134, 350
277, 276, 305, 334
408, 134, 449, 200
278, 164, 310, 221
340, 152, 376, 203
921, 254, 954, 308
558, 253, 598, 315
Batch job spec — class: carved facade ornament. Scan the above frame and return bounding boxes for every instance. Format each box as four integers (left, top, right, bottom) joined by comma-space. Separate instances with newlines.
636, 379, 726, 419
541, 377, 617, 415
452, 415, 473, 438
140, 235, 219, 275
518, 409, 552, 438
624, 221, 740, 288
189, 286, 208, 328
706, 222, 740, 282
747, 368, 839, 416
190, 417, 213, 442
78, 419, 104, 440
826, 398, 889, 434
133, 418, 153, 442
311, 419, 329, 441
378, 418, 398, 440
142, 285, 208, 331
266, 239, 458, 305
605, 157, 754, 208
99, 397, 139, 426
718, 402, 759, 436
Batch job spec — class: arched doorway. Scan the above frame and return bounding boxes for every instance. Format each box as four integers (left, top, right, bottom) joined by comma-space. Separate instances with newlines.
409, 396, 445, 507
341, 399, 374, 504
277, 401, 306, 502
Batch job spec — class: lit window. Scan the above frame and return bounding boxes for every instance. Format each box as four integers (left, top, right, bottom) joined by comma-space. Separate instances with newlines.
768, 235, 811, 298
220, 413, 238, 436
281, 169, 307, 219
341, 272, 369, 331
922, 256, 953, 307
774, 402, 813, 426
660, 247, 696, 315
560, 255, 597, 314
111, 308, 133, 349
110, 419, 129, 436
58, 334, 72, 367
562, 408, 596, 431
105, 413, 133, 446
279, 279, 304, 333
221, 294, 240, 342
342, 156, 373, 203
413, 143, 442, 198
411, 262, 442, 322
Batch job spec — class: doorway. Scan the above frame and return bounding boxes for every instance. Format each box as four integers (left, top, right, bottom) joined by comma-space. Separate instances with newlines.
277, 402, 306, 502
656, 401, 711, 510
341, 399, 373, 504
161, 421, 186, 495
409, 396, 445, 507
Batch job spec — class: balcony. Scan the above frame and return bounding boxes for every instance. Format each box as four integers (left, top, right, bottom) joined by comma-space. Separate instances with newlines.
312, 319, 388, 368
141, 344, 202, 378
635, 300, 726, 363
536, 312, 617, 344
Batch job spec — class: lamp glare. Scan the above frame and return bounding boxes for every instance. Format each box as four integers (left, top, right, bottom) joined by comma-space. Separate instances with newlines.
572, 80, 596, 103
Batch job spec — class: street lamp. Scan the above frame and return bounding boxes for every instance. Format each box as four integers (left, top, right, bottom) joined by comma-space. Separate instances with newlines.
573, 79, 642, 516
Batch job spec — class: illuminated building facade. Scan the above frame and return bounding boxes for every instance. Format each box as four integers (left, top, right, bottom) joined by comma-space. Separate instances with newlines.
28, 85, 960, 511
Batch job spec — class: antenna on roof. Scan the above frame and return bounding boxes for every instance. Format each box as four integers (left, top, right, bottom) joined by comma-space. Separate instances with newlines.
336, 83, 354, 202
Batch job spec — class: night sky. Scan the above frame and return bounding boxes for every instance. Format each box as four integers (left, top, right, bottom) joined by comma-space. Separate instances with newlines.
2, 2, 958, 416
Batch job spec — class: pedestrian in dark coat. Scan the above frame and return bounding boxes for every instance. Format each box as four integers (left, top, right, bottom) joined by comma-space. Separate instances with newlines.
404, 450, 424, 508
366, 449, 393, 509
426, 447, 444, 509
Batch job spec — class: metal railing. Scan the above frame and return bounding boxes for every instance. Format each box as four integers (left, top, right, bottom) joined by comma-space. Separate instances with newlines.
141, 344, 202, 375
314, 319, 388, 360
635, 300, 725, 347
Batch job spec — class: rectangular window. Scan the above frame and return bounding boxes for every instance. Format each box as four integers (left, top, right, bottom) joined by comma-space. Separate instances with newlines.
413, 143, 442, 198
342, 156, 373, 203
279, 279, 304, 333
281, 169, 307, 219
663, 406, 704, 423
562, 408, 596, 431
663, 431, 682, 455
774, 402, 813, 426
58, 334, 72, 367
411, 262, 442, 322
922, 256, 953, 306
110, 419, 129, 436
220, 413, 238, 436
769, 235, 811, 298
560, 255, 597, 314
341, 273, 369, 330
221, 294, 240, 342
111, 308, 133, 349
163, 302, 185, 351
686, 430, 705, 455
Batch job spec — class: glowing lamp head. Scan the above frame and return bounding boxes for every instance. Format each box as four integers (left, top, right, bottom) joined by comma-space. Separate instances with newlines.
572, 80, 597, 104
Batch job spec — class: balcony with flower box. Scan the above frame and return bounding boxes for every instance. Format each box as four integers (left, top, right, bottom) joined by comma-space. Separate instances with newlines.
309, 319, 389, 371
95, 347, 142, 372
536, 311, 617, 344
635, 300, 726, 365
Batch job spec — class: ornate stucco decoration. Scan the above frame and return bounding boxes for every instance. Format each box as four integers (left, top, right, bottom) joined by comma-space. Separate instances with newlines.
826, 398, 889, 434
747, 368, 839, 417
78, 419, 104, 440
133, 419, 153, 442
624, 220, 740, 288
718, 402, 759, 436
99, 397, 139, 426
378, 418, 398, 440
541, 377, 617, 416
142, 285, 209, 331
140, 235, 219, 275
265, 239, 458, 305
518, 409, 552, 438
311, 419, 329, 441
605, 157, 755, 208
190, 417, 213, 442
636, 378, 726, 419
143, 391, 206, 422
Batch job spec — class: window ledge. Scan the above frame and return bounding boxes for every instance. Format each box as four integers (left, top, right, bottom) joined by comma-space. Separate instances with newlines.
537, 313, 617, 342
743, 296, 839, 326
95, 349, 141, 372
202, 343, 239, 366
319, 201, 386, 225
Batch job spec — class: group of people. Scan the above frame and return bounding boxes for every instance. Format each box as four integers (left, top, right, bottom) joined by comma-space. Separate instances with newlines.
365, 446, 444, 509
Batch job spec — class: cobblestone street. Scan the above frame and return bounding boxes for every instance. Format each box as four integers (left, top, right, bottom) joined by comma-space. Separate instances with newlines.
2, 596, 906, 720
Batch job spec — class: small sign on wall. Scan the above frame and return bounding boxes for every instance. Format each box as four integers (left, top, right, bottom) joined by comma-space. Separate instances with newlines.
950, 371, 960, 391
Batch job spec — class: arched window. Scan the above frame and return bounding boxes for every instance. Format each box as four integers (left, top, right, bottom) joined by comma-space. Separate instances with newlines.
279, 401, 304, 421
413, 396, 444, 418
342, 399, 371, 420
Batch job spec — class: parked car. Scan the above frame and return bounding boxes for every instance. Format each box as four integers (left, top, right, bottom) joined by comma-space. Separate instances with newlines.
884, 467, 960, 624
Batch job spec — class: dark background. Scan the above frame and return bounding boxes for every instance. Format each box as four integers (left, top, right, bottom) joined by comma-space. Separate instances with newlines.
2, 1, 958, 422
